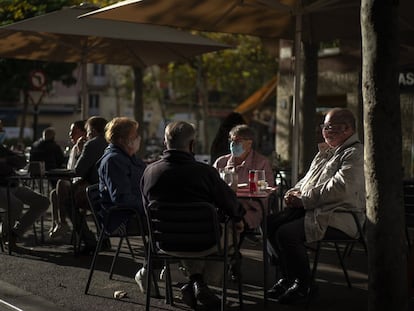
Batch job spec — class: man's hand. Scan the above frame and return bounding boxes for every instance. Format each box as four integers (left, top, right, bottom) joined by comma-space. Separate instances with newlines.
284, 190, 304, 208
234, 220, 245, 233
75, 136, 86, 154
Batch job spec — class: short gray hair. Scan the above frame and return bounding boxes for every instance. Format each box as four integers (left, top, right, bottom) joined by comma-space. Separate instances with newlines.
229, 124, 255, 140
164, 121, 195, 150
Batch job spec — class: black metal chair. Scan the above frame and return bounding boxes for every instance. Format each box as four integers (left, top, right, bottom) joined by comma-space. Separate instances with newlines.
404, 180, 414, 249
310, 210, 367, 289
144, 201, 243, 311
84, 184, 150, 294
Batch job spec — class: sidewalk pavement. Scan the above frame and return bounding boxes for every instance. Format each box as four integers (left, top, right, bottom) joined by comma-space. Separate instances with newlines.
0, 217, 411, 311
0, 280, 67, 311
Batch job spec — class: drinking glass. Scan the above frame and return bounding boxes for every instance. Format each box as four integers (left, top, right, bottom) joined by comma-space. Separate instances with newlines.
256, 170, 267, 191
223, 170, 233, 187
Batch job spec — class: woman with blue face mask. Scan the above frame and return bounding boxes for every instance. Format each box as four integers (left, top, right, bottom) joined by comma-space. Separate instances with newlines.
213, 124, 275, 229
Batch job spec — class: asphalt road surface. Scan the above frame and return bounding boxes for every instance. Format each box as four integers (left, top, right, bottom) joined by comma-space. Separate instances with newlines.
0, 218, 410, 311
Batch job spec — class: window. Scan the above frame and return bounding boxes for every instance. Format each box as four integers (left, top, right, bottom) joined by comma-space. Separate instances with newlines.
89, 94, 100, 116
93, 64, 105, 77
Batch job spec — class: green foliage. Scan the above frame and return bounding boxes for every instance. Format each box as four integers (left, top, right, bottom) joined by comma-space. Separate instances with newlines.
0, 0, 90, 102
0, 0, 117, 24
165, 33, 278, 108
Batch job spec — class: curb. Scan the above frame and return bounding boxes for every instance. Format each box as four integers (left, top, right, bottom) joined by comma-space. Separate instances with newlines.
0, 280, 68, 311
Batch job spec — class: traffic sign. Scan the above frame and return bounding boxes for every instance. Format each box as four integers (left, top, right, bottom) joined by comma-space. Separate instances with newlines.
30, 70, 46, 90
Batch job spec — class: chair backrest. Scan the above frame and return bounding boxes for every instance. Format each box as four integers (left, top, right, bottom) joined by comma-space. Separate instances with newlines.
146, 201, 222, 253
85, 184, 102, 231
321, 210, 367, 251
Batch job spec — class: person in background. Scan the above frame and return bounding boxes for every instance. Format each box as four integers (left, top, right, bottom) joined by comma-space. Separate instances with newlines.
213, 124, 274, 229
97, 117, 145, 237
267, 108, 365, 304
66, 120, 87, 169
49, 120, 86, 239
210, 112, 246, 164
71, 116, 108, 254
30, 127, 65, 171
140, 121, 245, 309
0, 141, 49, 250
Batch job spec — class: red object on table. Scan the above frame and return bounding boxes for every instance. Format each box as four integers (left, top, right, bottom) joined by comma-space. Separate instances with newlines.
249, 170, 257, 193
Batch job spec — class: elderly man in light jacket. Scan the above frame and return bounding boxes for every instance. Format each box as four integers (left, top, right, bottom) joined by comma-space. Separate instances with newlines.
268, 108, 365, 304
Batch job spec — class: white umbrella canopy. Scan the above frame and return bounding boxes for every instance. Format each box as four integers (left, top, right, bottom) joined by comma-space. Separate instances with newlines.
84, 0, 414, 182
0, 4, 229, 118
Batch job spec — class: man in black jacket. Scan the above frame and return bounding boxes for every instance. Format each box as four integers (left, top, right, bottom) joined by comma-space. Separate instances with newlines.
30, 127, 65, 171
141, 121, 245, 309
0, 144, 49, 250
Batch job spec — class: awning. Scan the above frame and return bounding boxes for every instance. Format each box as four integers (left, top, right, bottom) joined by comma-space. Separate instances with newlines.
233, 76, 277, 115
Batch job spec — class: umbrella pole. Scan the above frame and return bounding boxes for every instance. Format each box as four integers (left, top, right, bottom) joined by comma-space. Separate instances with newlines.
81, 60, 88, 120
291, 11, 302, 185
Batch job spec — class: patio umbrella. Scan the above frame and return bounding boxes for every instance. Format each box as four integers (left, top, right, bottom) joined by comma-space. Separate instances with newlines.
0, 4, 229, 119
83, 0, 414, 183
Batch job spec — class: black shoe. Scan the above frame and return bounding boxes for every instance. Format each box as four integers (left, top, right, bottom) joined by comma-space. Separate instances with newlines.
277, 279, 311, 304
180, 282, 197, 308
193, 280, 221, 310
79, 243, 97, 256
229, 265, 239, 282
228, 251, 242, 282
268, 278, 289, 299
1, 224, 19, 251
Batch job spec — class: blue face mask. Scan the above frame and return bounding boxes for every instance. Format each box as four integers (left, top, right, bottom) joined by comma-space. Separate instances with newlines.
230, 141, 244, 157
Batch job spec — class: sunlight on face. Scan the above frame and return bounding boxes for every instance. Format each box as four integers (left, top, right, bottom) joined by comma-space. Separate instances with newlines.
321, 113, 349, 148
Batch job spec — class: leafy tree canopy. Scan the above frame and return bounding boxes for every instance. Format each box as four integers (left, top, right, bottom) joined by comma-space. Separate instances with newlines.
164, 33, 278, 108
0, 0, 117, 102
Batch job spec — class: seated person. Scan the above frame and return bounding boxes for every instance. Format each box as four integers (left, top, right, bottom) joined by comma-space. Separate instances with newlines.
97, 117, 145, 235
54, 116, 108, 253
141, 121, 245, 309
30, 127, 65, 172
210, 112, 246, 164
213, 124, 274, 229
0, 142, 49, 250
72, 116, 108, 253
267, 108, 366, 304
49, 120, 86, 239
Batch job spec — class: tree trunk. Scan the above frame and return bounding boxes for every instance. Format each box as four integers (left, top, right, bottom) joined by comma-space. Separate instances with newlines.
301, 41, 318, 175
196, 59, 209, 154
19, 91, 29, 143
133, 67, 145, 157
361, 1, 408, 310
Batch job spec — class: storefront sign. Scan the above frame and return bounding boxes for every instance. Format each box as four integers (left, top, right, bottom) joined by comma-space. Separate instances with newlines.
399, 69, 414, 91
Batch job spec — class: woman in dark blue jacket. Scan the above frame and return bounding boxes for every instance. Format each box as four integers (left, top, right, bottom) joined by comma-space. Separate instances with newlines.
97, 117, 145, 234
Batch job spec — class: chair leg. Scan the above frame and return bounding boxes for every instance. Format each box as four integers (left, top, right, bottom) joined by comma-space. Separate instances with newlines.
125, 236, 136, 259
109, 238, 123, 279
165, 262, 174, 305
0, 235, 4, 252
310, 242, 321, 287
334, 243, 352, 288
406, 226, 411, 250
145, 252, 152, 311
32, 223, 38, 245
84, 230, 105, 294
221, 258, 228, 311
235, 252, 243, 309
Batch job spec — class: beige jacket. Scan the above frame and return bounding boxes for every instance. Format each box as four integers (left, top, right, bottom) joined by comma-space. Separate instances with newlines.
290, 133, 365, 242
